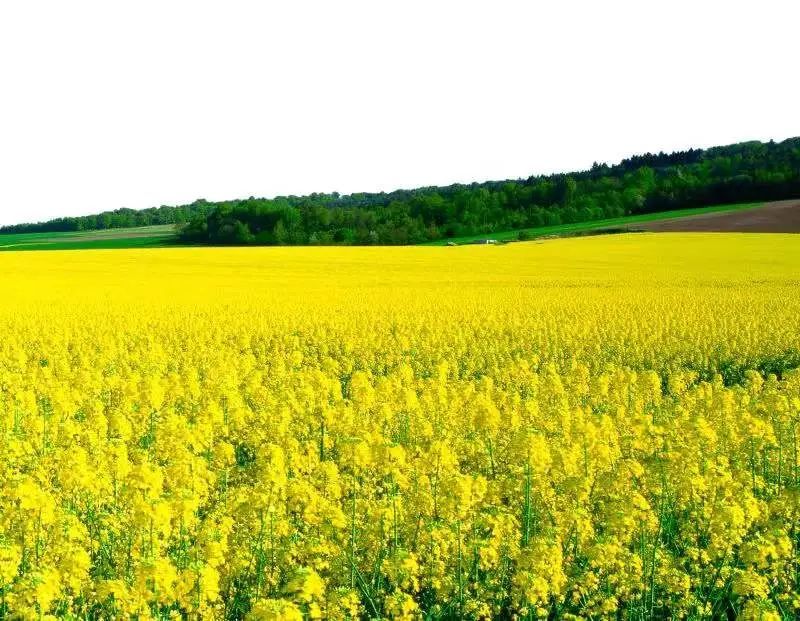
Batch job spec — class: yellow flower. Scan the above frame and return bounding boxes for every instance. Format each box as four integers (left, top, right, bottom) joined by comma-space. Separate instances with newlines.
284, 568, 325, 604
246, 598, 303, 621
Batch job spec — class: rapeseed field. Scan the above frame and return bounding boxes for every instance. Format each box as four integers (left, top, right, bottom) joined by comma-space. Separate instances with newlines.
1, 234, 799, 620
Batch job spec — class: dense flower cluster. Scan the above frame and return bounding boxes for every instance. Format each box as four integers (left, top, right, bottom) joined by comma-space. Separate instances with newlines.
1, 234, 800, 620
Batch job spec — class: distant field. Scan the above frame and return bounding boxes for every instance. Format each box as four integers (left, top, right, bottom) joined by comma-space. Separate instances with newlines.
640, 199, 800, 232
422, 201, 764, 245
0, 224, 177, 251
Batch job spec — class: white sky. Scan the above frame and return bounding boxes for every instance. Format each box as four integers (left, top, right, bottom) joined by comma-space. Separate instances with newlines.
0, 0, 798, 226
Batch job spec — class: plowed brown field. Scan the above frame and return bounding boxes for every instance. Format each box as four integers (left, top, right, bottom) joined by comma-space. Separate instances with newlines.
640, 200, 800, 232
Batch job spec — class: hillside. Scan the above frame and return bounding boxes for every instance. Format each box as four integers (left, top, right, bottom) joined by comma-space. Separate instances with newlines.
0, 225, 176, 251
2, 137, 799, 246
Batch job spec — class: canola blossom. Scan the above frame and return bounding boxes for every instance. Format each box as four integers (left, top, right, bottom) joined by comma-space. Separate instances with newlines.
1, 234, 800, 620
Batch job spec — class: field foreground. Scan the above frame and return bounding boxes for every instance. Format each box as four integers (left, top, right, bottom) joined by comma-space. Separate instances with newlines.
1, 235, 800, 620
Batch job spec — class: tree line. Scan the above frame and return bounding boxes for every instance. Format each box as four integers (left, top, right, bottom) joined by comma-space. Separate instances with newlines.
3, 138, 799, 244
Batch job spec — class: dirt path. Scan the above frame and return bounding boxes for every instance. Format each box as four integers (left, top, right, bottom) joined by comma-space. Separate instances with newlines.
639, 200, 800, 232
